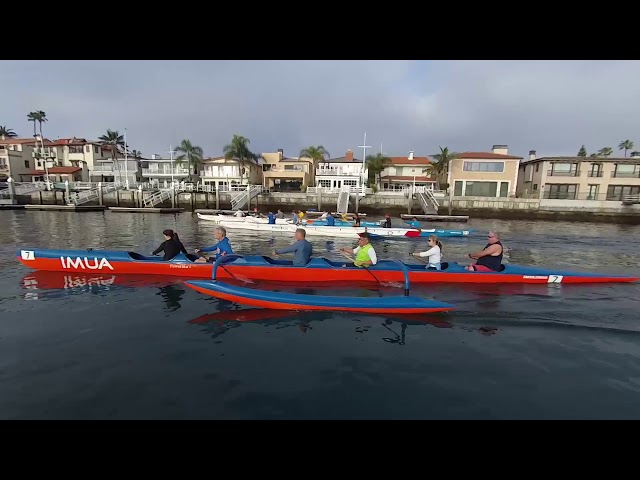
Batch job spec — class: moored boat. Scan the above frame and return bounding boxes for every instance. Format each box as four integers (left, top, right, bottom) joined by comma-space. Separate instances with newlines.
196, 212, 292, 225
17, 248, 639, 284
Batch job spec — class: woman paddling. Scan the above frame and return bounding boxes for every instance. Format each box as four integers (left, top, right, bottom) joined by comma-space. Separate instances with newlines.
412, 234, 442, 270
153, 229, 189, 261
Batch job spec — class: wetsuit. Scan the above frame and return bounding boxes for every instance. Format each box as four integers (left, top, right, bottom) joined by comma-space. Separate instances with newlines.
153, 239, 188, 261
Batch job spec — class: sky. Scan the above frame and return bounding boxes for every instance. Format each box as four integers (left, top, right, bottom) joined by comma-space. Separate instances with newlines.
2, 60, 639, 159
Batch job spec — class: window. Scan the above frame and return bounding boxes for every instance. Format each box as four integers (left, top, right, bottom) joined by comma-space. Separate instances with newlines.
95, 146, 99, 154
614, 164, 639, 177
343, 180, 357, 186
465, 181, 498, 197
0, 158, 7, 167
499, 182, 509, 197
589, 163, 603, 177
535, 164, 539, 172
319, 180, 331, 187
24, 160, 30, 168
545, 184, 577, 199
533, 184, 538, 191
454, 181, 463, 196
587, 184, 599, 200
607, 185, 640, 200
463, 161, 504, 172
85, 145, 91, 153
550, 163, 578, 176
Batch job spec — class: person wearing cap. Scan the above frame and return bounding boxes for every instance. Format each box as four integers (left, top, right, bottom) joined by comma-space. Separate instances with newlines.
340, 232, 377, 268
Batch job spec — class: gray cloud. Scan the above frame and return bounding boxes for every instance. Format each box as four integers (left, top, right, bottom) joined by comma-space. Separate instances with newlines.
2, 60, 639, 159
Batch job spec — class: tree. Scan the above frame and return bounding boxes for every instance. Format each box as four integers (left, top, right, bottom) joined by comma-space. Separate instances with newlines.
98, 129, 125, 183
427, 146, 458, 189
619, 140, 634, 158
27, 110, 48, 175
176, 139, 203, 181
299, 145, 330, 185
597, 147, 613, 157
365, 152, 391, 186
590, 153, 598, 158
577, 145, 587, 157
223, 134, 256, 184
0, 126, 17, 140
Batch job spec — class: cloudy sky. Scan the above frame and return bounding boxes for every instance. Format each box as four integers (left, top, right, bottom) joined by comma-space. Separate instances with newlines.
2, 60, 639, 159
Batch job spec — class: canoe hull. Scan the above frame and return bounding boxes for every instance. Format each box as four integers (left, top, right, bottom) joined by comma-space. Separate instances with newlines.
17, 249, 639, 284
185, 280, 455, 314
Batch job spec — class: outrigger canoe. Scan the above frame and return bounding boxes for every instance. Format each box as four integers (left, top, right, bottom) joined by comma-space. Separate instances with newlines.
17, 248, 639, 284
196, 213, 292, 225
217, 220, 473, 238
185, 255, 455, 314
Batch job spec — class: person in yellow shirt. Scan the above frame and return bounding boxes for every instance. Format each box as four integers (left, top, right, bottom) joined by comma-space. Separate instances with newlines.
340, 232, 377, 268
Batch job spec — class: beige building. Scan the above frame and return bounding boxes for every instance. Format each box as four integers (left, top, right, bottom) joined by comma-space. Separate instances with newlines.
261, 148, 314, 192
448, 145, 522, 197
0, 138, 53, 181
199, 155, 263, 190
517, 151, 640, 201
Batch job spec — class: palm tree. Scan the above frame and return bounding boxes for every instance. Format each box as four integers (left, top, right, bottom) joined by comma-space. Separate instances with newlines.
365, 152, 391, 187
176, 139, 204, 182
0, 126, 17, 140
223, 134, 256, 184
577, 145, 587, 157
427, 146, 458, 189
619, 140, 634, 158
597, 147, 613, 157
27, 111, 49, 183
98, 129, 125, 183
299, 145, 330, 185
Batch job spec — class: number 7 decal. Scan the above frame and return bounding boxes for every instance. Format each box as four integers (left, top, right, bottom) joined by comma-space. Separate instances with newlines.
548, 275, 564, 283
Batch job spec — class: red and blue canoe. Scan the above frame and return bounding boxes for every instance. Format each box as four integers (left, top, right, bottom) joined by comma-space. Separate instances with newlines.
16, 248, 639, 285
185, 280, 454, 314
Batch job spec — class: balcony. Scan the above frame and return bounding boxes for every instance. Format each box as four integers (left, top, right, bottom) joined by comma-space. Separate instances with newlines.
142, 167, 189, 177
612, 171, 640, 178
547, 169, 580, 177
316, 168, 362, 176
32, 150, 57, 158
91, 165, 114, 173
200, 170, 241, 178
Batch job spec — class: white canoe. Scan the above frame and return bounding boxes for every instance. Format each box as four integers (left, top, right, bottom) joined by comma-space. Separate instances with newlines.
197, 213, 292, 225
217, 220, 433, 239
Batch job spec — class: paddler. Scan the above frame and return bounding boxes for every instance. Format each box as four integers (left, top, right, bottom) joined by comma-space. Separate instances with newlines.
405, 216, 420, 229
153, 229, 190, 261
273, 228, 313, 266
340, 232, 377, 268
465, 231, 503, 272
194, 226, 234, 263
326, 212, 335, 226
412, 234, 442, 270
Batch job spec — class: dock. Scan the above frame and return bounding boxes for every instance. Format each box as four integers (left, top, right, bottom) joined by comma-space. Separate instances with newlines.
109, 207, 184, 213
400, 214, 469, 222
24, 204, 108, 212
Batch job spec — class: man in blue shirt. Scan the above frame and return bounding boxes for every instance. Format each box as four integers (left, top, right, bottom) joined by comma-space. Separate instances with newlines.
267, 211, 276, 224
273, 228, 313, 266
194, 226, 234, 262
326, 212, 335, 226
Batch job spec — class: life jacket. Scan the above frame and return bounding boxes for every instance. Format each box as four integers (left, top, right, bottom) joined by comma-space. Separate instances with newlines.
355, 243, 373, 267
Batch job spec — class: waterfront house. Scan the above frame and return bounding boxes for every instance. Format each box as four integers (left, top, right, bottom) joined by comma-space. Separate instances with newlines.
379, 151, 436, 191
141, 154, 190, 188
199, 155, 263, 191
314, 149, 366, 192
0, 138, 43, 181
448, 145, 522, 197
516, 151, 640, 202
262, 149, 313, 192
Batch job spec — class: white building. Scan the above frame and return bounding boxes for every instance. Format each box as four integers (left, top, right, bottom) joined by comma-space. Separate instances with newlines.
200, 155, 263, 190
379, 151, 436, 190
315, 149, 366, 192
141, 154, 190, 188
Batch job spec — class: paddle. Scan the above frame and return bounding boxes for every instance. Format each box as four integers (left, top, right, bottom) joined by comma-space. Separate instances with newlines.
338, 249, 386, 286
210, 254, 255, 284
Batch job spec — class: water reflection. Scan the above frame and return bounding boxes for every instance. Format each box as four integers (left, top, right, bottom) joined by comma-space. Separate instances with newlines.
156, 284, 186, 311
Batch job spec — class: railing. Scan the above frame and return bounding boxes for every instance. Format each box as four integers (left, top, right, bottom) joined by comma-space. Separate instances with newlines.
622, 194, 640, 204
307, 185, 369, 195
91, 165, 114, 172
547, 170, 580, 177
587, 171, 603, 177
66, 181, 123, 205
231, 185, 263, 210
612, 172, 640, 178
143, 189, 173, 207
315, 169, 362, 176
540, 192, 640, 201
0, 181, 49, 197
141, 167, 189, 176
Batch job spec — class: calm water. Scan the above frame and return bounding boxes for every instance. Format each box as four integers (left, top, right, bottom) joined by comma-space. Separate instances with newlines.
1, 210, 640, 419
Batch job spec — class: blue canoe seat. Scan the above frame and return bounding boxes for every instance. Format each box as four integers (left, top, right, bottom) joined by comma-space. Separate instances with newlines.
305, 258, 333, 268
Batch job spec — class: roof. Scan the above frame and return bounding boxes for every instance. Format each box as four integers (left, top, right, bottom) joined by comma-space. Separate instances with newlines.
381, 175, 436, 182
388, 156, 432, 165
455, 152, 523, 160
24, 167, 82, 175
50, 138, 90, 146
521, 156, 640, 165
0, 137, 55, 146
322, 156, 363, 163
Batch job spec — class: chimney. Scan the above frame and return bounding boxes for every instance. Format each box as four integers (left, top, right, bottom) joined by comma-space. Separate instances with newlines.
345, 149, 354, 162
408, 151, 414, 160
529, 150, 536, 161
277, 148, 284, 160
492, 144, 509, 155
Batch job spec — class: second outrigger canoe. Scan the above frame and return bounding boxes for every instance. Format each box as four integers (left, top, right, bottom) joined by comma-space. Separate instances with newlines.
17, 248, 640, 284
